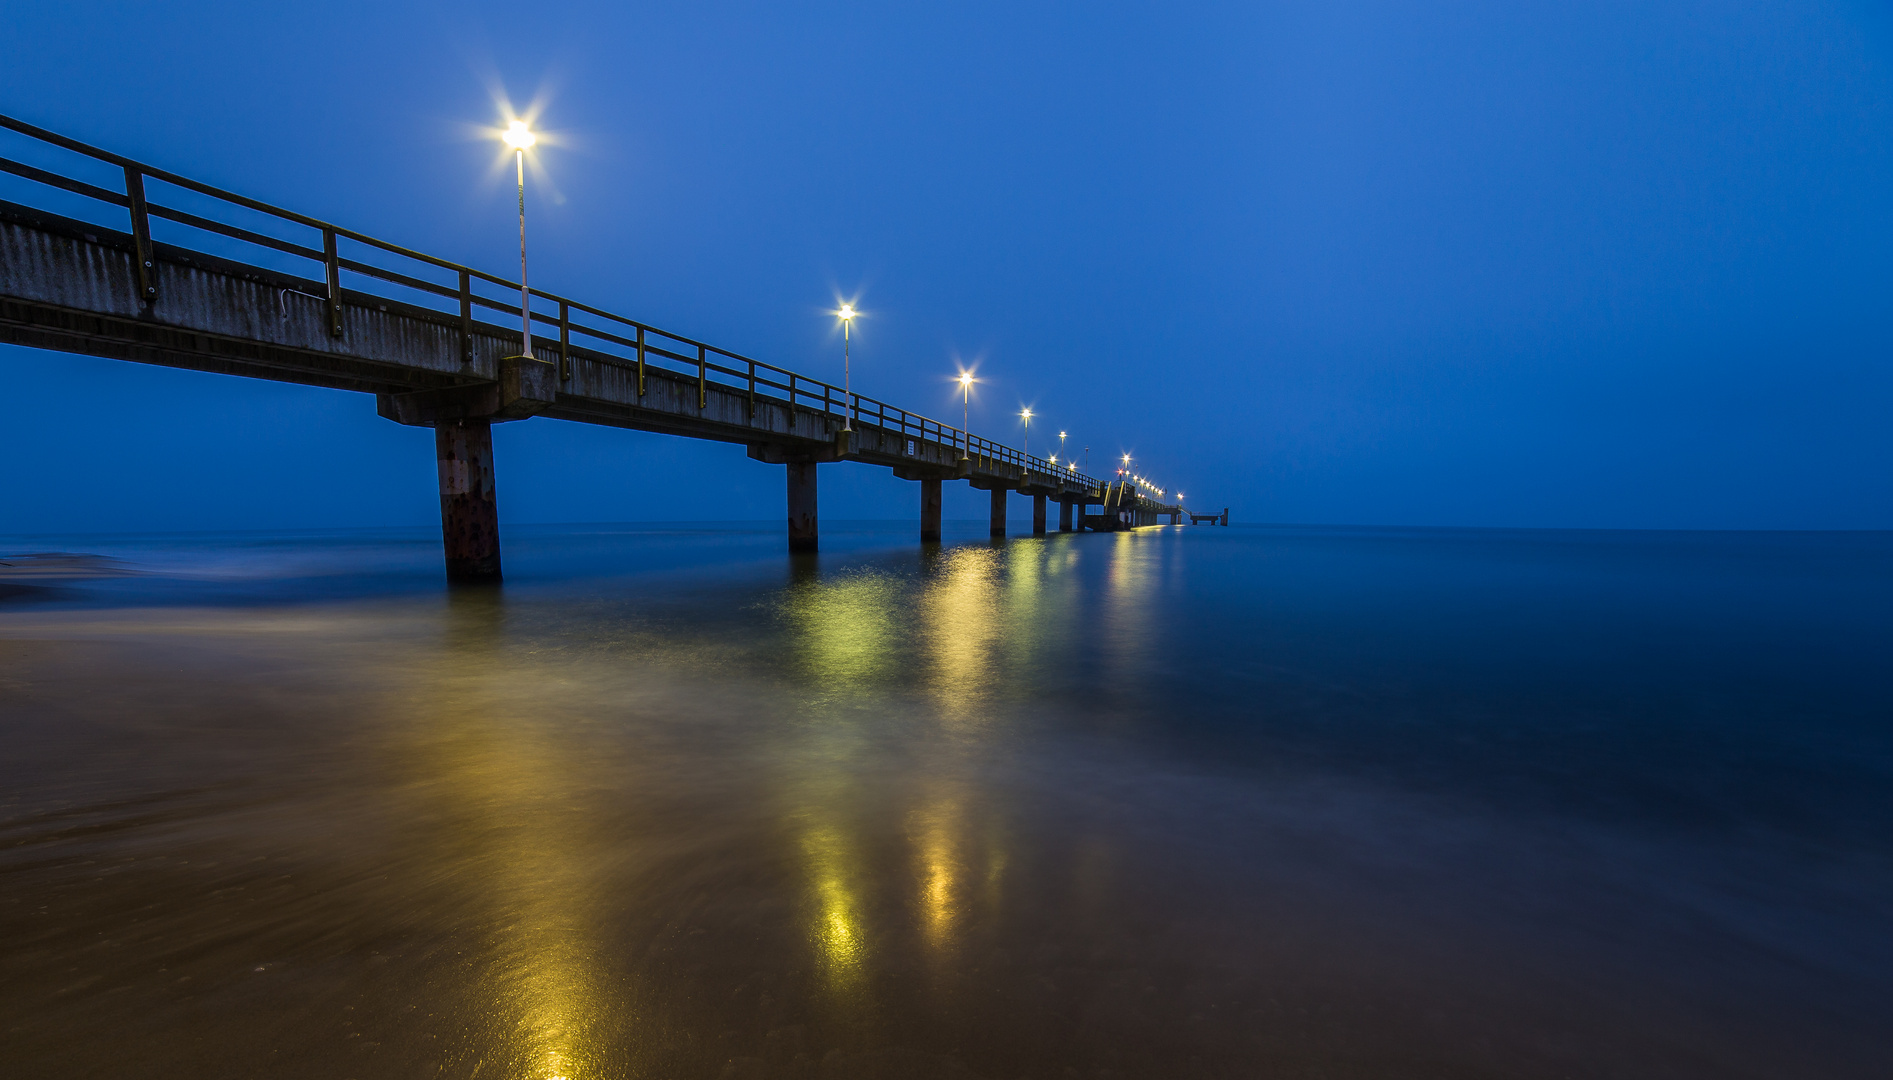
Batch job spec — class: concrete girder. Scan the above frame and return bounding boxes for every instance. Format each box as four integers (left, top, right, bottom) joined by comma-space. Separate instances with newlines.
377, 355, 559, 426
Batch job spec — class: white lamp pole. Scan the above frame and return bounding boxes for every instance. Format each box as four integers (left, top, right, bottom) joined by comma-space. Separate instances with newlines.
503, 120, 537, 358
958, 372, 974, 459
838, 304, 857, 431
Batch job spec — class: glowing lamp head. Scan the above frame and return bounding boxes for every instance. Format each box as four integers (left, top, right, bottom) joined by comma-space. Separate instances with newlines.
503, 120, 536, 150
838, 304, 856, 321
958, 372, 973, 387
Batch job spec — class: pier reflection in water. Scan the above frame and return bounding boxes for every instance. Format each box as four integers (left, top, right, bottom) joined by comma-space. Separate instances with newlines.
1, 523, 1891, 1079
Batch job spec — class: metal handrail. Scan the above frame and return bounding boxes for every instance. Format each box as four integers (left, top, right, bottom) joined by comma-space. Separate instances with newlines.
0, 113, 1110, 494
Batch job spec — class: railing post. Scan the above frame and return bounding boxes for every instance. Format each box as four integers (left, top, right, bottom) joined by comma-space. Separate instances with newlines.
636, 325, 646, 396
748, 359, 757, 419
322, 227, 343, 337
698, 344, 707, 410
458, 269, 473, 364
123, 167, 157, 304
559, 300, 571, 381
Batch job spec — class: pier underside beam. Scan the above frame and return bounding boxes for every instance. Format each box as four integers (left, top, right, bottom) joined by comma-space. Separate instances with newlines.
435, 419, 501, 583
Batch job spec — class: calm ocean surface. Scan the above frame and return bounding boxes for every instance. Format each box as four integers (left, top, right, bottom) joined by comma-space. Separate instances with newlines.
1, 522, 1889, 1079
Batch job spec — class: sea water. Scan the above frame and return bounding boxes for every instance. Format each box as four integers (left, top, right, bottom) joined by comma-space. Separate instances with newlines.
1, 522, 1889, 1079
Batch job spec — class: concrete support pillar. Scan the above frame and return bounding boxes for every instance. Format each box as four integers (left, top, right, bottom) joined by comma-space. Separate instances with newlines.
435, 419, 501, 583
787, 462, 818, 553
1058, 501, 1073, 532
1032, 494, 1047, 535
920, 478, 942, 543
989, 487, 1008, 537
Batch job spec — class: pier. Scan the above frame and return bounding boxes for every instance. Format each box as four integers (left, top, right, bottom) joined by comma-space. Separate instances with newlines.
0, 115, 1191, 580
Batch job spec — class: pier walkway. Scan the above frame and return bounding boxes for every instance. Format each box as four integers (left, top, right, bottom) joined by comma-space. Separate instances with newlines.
0, 115, 1190, 580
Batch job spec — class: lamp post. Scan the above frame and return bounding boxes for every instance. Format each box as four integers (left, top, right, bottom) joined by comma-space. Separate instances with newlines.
957, 371, 974, 459
501, 120, 536, 358
1083, 446, 1090, 472
837, 304, 857, 431
1020, 408, 1033, 460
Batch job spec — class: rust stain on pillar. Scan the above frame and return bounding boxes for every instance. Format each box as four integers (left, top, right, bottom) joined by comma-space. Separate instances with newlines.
787, 461, 819, 553
920, 478, 942, 543
435, 419, 501, 583
989, 486, 1007, 538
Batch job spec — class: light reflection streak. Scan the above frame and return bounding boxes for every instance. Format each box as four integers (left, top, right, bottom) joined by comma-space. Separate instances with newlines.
784, 571, 897, 689
800, 823, 866, 988
1102, 530, 1151, 670
403, 590, 606, 1080
919, 547, 1002, 726
910, 790, 965, 953
774, 539, 1090, 1006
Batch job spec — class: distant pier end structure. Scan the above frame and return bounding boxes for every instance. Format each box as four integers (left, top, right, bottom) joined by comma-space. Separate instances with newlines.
0, 116, 1194, 580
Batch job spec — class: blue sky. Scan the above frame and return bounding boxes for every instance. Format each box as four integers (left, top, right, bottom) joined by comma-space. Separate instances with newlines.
3, 0, 1891, 530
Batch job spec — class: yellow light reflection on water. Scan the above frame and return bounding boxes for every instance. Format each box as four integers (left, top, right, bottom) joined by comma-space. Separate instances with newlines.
399, 591, 608, 1080
911, 794, 964, 951
785, 571, 898, 688
920, 548, 1002, 725
800, 824, 866, 987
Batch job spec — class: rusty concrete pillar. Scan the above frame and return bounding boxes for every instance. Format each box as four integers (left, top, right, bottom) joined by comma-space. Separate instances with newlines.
1032, 494, 1047, 535
989, 487, 1007, 537
435, 419, 501, 583
920, 478, 942, 543
788, 462, 818, 553
1058, 500, 1073, 532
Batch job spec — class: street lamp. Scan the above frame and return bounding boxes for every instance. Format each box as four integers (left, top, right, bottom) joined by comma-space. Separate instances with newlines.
1020, 408, 1033, 460
836, 303, 858, 431
501, 119, 536, 358
957, 371, 975, 459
